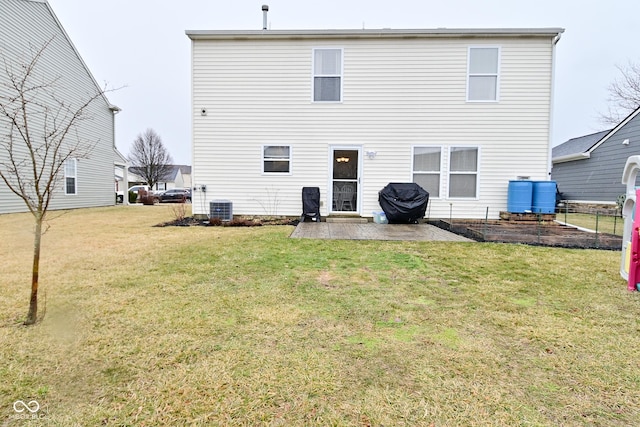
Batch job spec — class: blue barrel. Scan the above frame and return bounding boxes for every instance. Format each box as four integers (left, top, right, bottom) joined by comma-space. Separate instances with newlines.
507, 180, 533, 213
532, 181, 557, 214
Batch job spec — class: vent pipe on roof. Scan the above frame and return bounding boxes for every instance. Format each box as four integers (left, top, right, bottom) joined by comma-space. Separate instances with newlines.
262, 5, 269, 30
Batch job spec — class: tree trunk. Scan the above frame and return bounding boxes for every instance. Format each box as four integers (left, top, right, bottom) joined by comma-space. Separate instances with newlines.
24, 216, 43, 325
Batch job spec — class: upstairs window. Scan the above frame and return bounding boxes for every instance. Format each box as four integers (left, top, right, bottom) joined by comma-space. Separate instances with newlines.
467, 47, 500, 102
64, 158, 77, 195
412, 147, 442, 198
313, 48, 342, 102
263, 145, 291, 174
448, 147, 479, 198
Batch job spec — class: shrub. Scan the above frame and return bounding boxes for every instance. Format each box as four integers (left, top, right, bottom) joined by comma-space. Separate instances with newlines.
128, 191, 137, 204
171, 204, 187, 222
141, 195, 155, 205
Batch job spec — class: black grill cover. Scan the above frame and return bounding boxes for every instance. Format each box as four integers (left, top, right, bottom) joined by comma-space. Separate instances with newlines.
301, 187, 321, 222
378, 183, 429, 223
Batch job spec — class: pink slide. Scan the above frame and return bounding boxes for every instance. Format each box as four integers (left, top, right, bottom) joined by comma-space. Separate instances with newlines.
628, 188, 640, 291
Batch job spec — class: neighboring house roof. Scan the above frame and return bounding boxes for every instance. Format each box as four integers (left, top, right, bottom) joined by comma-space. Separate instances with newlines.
552, 130, 610, 162
114, 148, 128, 165
128, 165, 191, 182
553, 106, 640, 164
163, 165, 182, 182
179, 165, 192, 175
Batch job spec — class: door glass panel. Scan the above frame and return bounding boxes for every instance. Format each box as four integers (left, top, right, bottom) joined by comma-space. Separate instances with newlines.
332, 150, 358, 212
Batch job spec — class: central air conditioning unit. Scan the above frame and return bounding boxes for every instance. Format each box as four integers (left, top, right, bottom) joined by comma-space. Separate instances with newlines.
209, 200, 233, 221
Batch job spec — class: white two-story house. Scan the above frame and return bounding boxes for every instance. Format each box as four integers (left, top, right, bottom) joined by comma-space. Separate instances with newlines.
187, 27, 563, 220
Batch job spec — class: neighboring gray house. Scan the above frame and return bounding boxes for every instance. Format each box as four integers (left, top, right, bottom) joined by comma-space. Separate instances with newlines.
0, 0, 120, 214
552, 107, 640, 203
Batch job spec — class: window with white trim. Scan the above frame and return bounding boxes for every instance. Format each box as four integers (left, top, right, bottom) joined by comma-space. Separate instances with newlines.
448, 147, 478, 198
263, 145, 291, 173
412, 146, 441, 198
64, 158, 77, 195
313, 48, 342, 102
467, 47, 500, 101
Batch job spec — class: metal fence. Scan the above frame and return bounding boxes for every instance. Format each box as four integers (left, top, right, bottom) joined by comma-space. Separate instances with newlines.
556, 202, 623, 236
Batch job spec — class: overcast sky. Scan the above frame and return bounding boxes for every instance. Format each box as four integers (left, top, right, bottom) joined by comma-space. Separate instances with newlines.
46, 0, 640, 165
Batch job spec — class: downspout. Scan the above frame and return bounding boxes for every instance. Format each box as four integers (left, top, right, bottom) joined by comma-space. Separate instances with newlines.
547, 32, 562, 180
110, 105, 128, 205
123, 164, 129, 206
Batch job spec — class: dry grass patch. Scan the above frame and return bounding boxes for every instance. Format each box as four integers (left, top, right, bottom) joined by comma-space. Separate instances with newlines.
1, 206, 639, 425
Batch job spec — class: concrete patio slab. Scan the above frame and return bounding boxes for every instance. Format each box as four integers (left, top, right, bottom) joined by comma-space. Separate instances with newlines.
290, 222, 473, 242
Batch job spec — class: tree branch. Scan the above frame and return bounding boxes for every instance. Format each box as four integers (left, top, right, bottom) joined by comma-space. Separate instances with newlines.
600, 59, 640, 125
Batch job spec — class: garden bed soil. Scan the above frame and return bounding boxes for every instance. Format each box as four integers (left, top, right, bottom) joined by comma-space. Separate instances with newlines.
430, 219, 622, 250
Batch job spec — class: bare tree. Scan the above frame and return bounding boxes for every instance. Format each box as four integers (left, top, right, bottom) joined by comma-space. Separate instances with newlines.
0, 38, 110, 325
600, 60, 640, 125
128, 129, 174, 190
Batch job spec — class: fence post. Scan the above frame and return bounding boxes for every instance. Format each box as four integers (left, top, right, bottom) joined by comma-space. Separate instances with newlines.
595, 212, 599, 248
537, 214, 542, 244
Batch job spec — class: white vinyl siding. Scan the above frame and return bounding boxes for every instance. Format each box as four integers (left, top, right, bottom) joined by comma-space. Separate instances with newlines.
190, 33, 556, 219
313, 48, 342, 102
467, 47, 500, 102
412, 147, 442, 198
65, 158, 77, 195
448, 147, 479, 198
262, 145, 291, 174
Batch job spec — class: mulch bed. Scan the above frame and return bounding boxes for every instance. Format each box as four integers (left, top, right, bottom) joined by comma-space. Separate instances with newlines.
155, 216, 300, 228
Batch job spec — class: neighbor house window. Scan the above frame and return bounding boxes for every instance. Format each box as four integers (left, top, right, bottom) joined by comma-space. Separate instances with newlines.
448, 147, 478, 198
263, 145, 291, 173
467, 47, 500, 101
64, 158, 77, 195
313, 48, 342, 102
412, 146, 442, 198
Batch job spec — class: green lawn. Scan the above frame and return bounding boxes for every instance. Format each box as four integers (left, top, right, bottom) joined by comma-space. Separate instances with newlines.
558, 212, 624, 236
1, 206, 639, 426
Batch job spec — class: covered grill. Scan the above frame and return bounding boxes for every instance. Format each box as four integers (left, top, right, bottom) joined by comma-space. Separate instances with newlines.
301, 187, 321, 222
378, 183, 429, 223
